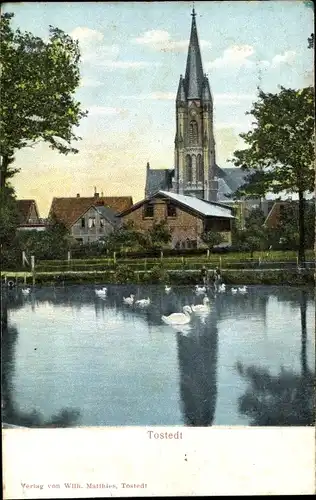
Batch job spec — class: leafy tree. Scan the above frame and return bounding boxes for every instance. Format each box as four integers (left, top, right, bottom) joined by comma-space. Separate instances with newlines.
0, 185, 19, 247
231, 86, 315, 265
270, 201, 315, 251
233, 207, 268, 257
103, 221, 141, 253
144, 220, 172, 250
201, 231, 224, 249
0, 12, 87, 187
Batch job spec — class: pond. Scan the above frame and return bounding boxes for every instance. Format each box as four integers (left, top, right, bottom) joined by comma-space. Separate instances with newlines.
2, 284, 315, 427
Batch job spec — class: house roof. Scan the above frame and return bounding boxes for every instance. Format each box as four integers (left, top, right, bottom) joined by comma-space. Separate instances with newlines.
16, 199, 40, 224
49, 196, 133, 228
119, 190, 234, 219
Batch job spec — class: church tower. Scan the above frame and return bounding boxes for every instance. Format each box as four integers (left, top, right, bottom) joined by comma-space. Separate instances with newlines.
174, 8, 218, 201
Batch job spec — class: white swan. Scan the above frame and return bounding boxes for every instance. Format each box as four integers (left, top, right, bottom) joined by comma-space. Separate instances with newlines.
21, 288, 31, 295
123, 294, 135, 305
191, 297, 210, 313
162, 306, 192, 325
195, 285, 206, 294
238, 286, 248, 294
95, 287, 107, 297
135, 297, 151, 307
165, 285, 171, 294
231, 287, 238, 295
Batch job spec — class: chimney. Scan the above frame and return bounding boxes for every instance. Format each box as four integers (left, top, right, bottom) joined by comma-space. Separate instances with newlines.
147, 162, 150, 170
76, 193, 80, 198
95, 192, 99, 199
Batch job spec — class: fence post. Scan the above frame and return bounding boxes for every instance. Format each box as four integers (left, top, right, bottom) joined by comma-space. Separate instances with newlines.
67, 250, 71, 266
207, 249, 210, 259
219, 256, 222, 270
144, 258, 147, 271
22, 251, 29, 267
113, 252, 116, 265
24, 273, 27, 285
160, 250, 163, 261
31, 255, 35, 286
258, 257, 261, 267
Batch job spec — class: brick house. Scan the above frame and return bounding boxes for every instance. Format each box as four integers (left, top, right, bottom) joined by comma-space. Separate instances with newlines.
48, 193, 133, 244
16, 199, 47, 232
117, 190, 234, 249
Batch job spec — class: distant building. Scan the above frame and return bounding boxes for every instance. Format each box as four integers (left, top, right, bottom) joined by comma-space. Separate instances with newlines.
144, 7, 260, 219
48, 192, 133, 244
118, 190, 234, 249
16, 199, 47, 232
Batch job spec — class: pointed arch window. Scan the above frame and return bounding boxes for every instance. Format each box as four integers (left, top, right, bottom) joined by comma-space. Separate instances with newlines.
185, 155, 192, 183
189, 120, 198, 145
196, 154, 203, 183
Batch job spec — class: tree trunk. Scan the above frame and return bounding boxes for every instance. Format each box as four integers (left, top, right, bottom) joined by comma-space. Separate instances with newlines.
300, 290, 308, 379
0, 155, 10, 189
298, 190, 305, 267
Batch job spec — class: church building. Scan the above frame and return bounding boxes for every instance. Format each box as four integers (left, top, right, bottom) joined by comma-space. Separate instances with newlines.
145, 8, 248, 204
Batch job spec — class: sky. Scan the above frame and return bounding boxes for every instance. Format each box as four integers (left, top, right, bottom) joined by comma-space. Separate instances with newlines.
3, 0, 314, 217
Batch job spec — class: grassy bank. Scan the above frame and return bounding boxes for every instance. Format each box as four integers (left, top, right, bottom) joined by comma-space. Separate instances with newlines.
2, 268, 314, 287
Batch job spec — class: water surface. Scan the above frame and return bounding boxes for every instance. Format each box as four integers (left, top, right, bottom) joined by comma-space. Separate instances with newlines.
2, 284, 315, 427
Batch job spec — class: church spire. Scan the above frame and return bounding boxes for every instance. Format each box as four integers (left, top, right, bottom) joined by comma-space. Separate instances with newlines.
184, 7, 204, 99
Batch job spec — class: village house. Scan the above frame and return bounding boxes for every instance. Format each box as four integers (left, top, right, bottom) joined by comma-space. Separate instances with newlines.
48, 192, 133, 244
117, 190, 234, 249
16, 199, 47, 232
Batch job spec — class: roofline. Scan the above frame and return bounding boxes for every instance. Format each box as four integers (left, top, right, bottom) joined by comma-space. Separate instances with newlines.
118, 190, 234, 219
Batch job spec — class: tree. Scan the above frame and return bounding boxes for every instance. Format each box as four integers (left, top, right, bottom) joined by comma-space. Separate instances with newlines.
231, 86, 315, 266
0, 12, 87, 187
233, 207, 268, 257
201, 231, 224, 250
270, 201, 315, 250
145, 220, 172, 250
0, 185, 19, 248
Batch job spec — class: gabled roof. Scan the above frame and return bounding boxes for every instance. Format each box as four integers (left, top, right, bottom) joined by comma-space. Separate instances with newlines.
119, 190, 234, 219
49, 196, 133, 228
184, 8, 205, 100
16, 199, 40, 224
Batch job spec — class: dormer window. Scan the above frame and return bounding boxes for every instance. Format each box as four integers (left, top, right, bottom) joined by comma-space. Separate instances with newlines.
144, 203, 154, 218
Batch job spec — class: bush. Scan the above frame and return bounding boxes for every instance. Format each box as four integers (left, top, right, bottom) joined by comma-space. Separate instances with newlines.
114, 264, 135, 284
149, 265, 168, 284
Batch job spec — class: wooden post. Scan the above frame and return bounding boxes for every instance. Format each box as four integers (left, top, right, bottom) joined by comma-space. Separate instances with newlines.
24, 273, 27, 285
67, 251, 71, 266
160, 250, 163, 261
219, 256, 222, 270
207, 249, 210, 259
144, 258, 147, 271
113, 252, 116, 265
31, 255, 35, 286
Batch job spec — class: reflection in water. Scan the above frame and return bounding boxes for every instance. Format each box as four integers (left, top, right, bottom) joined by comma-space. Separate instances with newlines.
2, 283, 315, 427
176, 309, 218, 426
1, 294, 81, 428
236, 290, 315, 426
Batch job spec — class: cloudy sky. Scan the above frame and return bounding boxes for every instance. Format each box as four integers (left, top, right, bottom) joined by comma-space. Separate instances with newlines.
4, 1, 314, 216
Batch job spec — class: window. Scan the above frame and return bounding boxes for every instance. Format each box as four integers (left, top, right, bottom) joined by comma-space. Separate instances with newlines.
88, 217, 96, 229
167, 203, 177, 218
100, 218, 105, 228
196, 154, 203, 183
144, 203, 154, 218
81, 218, 85, 228
189, 120, 198, 145
185, 155, 192, 183
76, 238, 83, 243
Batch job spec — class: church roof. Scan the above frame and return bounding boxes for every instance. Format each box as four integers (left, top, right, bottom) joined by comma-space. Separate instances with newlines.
184, 8, 205, 99
145, 168, 174, 197
220, 167, 248, 192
